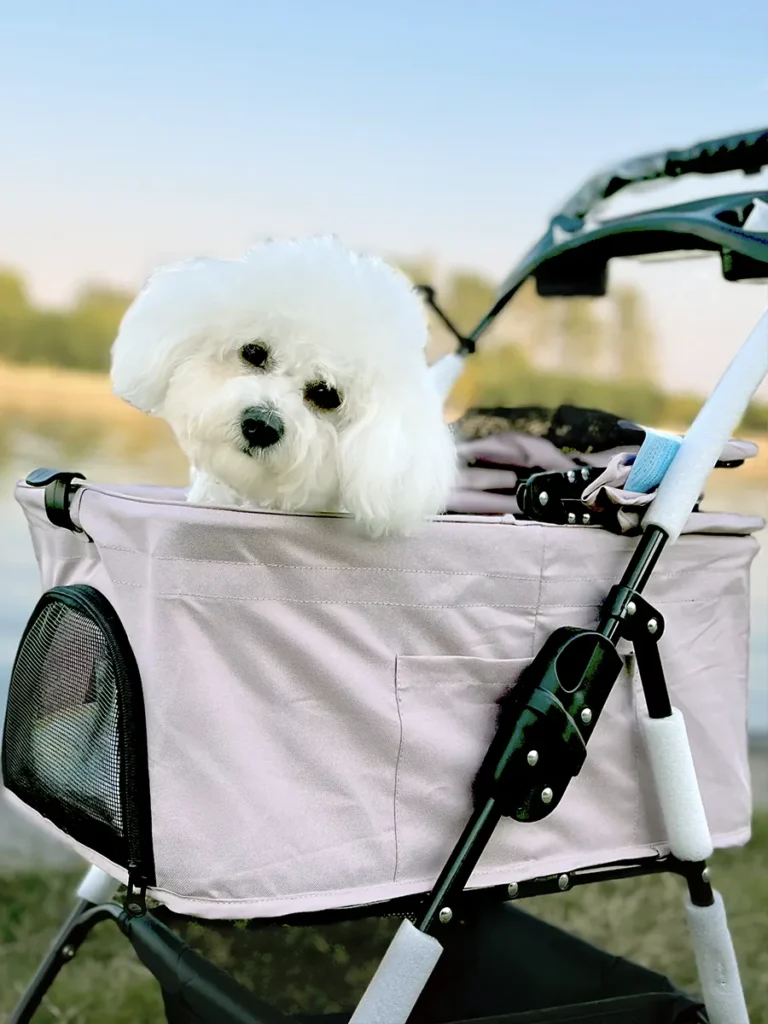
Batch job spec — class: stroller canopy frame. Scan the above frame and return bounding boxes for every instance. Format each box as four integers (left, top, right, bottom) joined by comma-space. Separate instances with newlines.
420, 126, 768, 355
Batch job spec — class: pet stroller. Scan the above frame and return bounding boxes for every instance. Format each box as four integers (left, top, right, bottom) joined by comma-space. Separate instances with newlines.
3, 127, 767, 1024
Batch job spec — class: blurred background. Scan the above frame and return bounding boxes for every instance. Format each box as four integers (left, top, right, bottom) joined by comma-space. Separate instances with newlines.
1, 1, 767, 1020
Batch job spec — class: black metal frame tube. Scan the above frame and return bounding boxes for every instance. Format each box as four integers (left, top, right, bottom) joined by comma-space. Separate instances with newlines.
9, 902, 122, 1024
417, 797, 499, 932
598, 526, 669, 644
416, 524, 675, 937
680, 861, 715, 908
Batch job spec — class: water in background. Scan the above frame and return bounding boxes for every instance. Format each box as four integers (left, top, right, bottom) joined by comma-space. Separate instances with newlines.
0, 414, 766, 863
0, 414, 186, 680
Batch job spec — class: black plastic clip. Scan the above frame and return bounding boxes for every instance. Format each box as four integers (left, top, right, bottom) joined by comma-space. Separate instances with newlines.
516, 466, 608, 526
603, 585, 670, 718
25, 468, 86, 533
603, 586, 665, 641
473, 626, 624, 822
124, 866, 148, 918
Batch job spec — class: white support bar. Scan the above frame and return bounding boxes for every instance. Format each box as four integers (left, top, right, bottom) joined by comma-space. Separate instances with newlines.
686, 891, 749, 1024
640, 708, 713, 862
76, 865, 120, 905
349, 919, 443, 1024
428, 352, 467, 402
644, 308, 768, 542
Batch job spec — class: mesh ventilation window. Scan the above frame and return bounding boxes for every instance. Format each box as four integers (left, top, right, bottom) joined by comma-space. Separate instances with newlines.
2, 586, 153, 880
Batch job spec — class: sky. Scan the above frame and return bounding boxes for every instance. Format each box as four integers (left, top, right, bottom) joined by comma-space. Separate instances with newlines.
1, 0, 767, 397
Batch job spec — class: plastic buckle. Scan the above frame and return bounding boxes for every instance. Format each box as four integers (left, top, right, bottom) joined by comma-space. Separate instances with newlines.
516, 467, 605, 525
25, 469, 86, 532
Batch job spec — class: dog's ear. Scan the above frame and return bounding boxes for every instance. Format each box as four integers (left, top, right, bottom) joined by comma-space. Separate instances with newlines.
110, 259, 217, 414
337, 381, 457, 537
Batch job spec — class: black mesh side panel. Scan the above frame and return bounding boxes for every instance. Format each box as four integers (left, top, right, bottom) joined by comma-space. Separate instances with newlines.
1, 587, 153, 878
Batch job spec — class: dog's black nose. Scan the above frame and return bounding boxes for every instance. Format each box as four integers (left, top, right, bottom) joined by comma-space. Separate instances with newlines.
241, 406, 284, 449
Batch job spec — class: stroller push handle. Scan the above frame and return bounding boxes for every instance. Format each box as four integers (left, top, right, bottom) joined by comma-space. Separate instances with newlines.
558, 126, 768, 223
644, 307, 768, 542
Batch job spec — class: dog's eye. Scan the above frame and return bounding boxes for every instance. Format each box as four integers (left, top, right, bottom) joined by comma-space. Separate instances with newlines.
304, 382, 342, 411
241, 343, 269, 368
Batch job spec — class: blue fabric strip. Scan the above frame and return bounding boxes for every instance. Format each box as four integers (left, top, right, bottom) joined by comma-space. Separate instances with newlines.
625, 429, 682, 493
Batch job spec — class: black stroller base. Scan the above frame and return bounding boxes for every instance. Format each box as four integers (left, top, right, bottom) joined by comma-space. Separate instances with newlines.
10, 895, 705, 1024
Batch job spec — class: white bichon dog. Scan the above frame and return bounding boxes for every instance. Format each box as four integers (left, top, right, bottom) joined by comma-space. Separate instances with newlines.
110, 236, 457, 536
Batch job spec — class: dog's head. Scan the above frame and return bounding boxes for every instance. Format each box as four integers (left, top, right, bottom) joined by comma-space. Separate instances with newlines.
111, 237, 456, 535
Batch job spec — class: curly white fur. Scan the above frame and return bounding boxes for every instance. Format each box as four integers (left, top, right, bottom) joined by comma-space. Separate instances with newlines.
110, 237, 457, 536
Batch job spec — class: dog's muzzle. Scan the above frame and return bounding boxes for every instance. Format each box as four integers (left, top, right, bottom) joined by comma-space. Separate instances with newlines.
241, 406, 284, 451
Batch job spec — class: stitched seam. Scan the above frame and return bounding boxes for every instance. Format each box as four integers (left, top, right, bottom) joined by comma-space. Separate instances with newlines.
630, 660, 642, 847
530, 529, 547, 656
31, 555, 87, 563
539, 568, 739, 582
110, 580, 721, 609
96, 545, 744, 581
146, 877, 415, 904
67, 484, 517, 524
146, 823, 752, 904
98, 547, 537, 580
113, 583, 532, 609
392, 657, 406, 883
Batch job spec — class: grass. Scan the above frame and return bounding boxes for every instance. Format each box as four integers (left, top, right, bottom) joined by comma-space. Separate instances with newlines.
0, 870, 164, 1023
1, 815, 767, 1023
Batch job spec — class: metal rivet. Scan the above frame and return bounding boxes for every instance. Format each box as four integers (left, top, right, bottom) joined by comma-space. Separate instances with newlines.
526, 749, 539, 766
61, 944, 76, 961
581, 467, 590, 480
567, 513, 576, 524
581, 513, 591, 525
567, 470, 576, 483
541, 787, 554, 804
626, 601, 637, 617
539, 491, 549, 507
507, 882, 519, 898
647, 618, 659, 635
557, 874, 570, 891
438, 907, 453, 924
580, 708, 592, 725
702, 867, 711, 883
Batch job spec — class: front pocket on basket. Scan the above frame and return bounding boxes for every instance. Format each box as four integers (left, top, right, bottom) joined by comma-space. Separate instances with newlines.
393, 655, 532, 882
1, 585, 155, 889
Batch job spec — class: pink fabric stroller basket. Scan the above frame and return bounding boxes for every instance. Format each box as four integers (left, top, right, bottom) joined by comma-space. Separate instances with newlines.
6, 124, 768, 1024
4, 478, 759, 921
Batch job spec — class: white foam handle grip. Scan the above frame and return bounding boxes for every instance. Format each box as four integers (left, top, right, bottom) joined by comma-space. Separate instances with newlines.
640, 708, 713, 862
644, 308, 768, 542
686, 891, 749, 1024
428, 352, 467, 402
76, 865, 120, 904
349, 919, 443, 1024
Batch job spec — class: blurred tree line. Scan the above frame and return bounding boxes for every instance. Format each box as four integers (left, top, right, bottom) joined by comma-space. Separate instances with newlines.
398, 260, 766, 433
0, 268, 132, 372
0, 262, 765, 432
